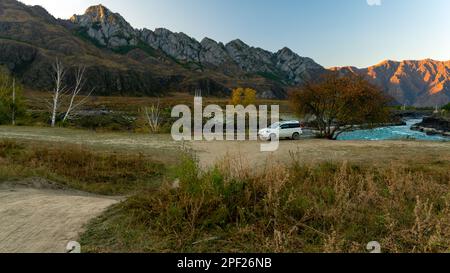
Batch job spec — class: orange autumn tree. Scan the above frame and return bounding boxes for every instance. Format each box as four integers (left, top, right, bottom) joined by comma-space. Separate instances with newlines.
289, 73, 390, 140
230, 88, 243, 106
230, 87, 257, 106
242, 88, 256, 106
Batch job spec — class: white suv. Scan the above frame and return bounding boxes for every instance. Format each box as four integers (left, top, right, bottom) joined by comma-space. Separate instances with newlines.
258, 121, 303, 141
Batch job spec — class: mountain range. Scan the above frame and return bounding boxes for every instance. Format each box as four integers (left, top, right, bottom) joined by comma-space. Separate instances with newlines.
333, 60, 450, 107
0, 0, 449, 106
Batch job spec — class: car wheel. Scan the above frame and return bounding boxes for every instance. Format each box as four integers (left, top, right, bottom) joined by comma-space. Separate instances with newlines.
292, 132, 300, 140
269, 133, 278, 141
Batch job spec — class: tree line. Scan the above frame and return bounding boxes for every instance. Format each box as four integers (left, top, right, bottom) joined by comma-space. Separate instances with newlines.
0, 59, 93, 127
0, 67, 25, 125
226, 75, 391, 141
0, 65, 427, 141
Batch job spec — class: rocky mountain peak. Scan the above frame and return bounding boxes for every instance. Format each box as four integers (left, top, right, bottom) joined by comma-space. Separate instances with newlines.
3, 1, 447, 105
374, 59, 400, 69
335, 59, 450, 107
275, 47, 300, 63
226, 39, 249, 49
199, 38, 229, 66
64, 3, 325, 96
84, 4, 109, 19
70, 4, 138, 48
201, 37, 220, 46
277, 47, 293, 55
274, 47, 324, 84
140, 28, 202, 63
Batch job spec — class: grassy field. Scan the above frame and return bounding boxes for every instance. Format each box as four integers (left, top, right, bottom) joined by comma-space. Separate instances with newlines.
1, 124, 449, 253
23, 91, 292, 112
2, 126, 449, 168
0, 139, 167, 195
18, 91, 294, 132
79, 155, 450, 253
192, 139, 450, 169
0, 125, 183, 160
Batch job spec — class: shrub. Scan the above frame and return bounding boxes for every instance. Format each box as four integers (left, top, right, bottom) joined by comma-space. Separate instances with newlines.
72, 114, 134, 131
230, 87, 257, 106
442, 103, 450, 112
81, 156, 450, 253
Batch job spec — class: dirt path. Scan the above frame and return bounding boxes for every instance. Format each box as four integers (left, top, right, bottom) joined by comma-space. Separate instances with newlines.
0, 180, 119, 253
192, 139, 450, 169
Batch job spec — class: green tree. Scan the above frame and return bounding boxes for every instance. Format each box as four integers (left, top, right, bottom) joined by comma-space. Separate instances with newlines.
442, 103, 450, 112
0, 68, 25, 125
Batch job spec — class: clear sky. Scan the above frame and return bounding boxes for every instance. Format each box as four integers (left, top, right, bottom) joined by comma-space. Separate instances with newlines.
20, 0, 450, 68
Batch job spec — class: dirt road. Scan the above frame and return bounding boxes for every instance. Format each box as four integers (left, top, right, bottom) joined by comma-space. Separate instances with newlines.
192, 139, 450, 169
0, 179, 119, 253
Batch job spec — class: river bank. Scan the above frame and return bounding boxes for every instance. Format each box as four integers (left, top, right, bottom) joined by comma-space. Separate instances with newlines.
338, 119, 449, 141
411, 116, 450, 137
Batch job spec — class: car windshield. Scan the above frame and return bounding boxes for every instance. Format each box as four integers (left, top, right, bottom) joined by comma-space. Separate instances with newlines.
269, 123, 280, 129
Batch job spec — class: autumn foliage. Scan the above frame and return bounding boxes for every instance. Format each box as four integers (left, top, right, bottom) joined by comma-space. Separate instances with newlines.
290, 73, 390, 140
230, 87, 257, 106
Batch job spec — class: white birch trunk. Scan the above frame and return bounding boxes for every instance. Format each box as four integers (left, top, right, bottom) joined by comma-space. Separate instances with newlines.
12, 78, 15, 126
51, 59, 65, 127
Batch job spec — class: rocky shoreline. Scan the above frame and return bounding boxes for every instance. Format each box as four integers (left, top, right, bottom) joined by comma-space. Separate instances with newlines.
411, 116, 450, 137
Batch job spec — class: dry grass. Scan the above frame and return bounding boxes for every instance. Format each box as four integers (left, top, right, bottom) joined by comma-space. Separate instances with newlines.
80, 154, 450, 253
0, 140, 165, 195
1, 126, 448, 253
193, 139, 450, 170
24, 90, 292, 113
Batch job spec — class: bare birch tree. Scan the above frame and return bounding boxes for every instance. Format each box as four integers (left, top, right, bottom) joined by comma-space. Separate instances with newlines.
144, 100, 161, 133
48, 59, 94, 127
62, 66, 94, 122
50, 58, 67, 127
12, 78, 15, 125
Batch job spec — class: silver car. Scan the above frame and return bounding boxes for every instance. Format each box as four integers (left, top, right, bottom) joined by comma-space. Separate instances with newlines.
258, 121, 303, 141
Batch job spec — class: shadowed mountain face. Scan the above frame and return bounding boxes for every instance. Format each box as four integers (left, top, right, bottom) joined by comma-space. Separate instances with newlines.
0, 1, 324, 98
333, 60, 450, 107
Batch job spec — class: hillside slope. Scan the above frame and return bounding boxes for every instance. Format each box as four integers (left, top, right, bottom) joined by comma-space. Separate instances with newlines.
0, 1, 324, 98
2, 1, 449, 106
0, 0, 193, 96
334, 60, 450, 107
